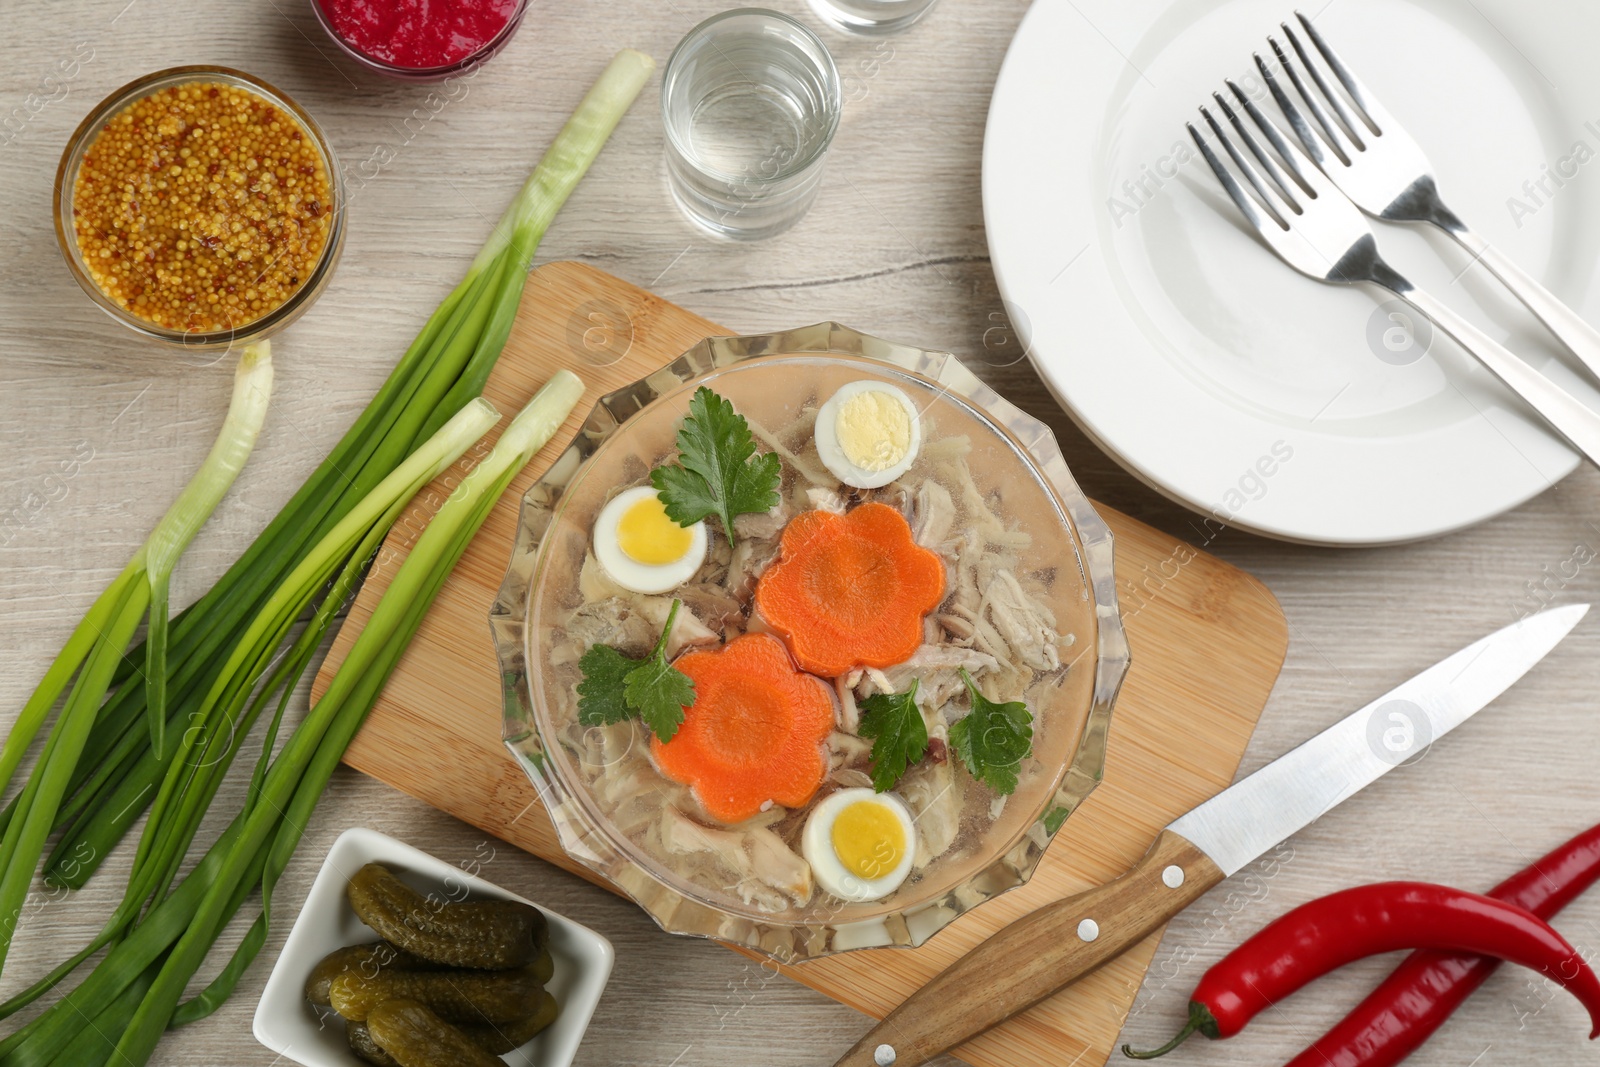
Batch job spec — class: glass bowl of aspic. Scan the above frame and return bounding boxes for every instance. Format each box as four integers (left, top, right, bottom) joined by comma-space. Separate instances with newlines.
492, 323, 1129, 962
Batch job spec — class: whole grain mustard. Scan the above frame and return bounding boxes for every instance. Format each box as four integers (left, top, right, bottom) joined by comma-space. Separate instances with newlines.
71, 81, 332, 334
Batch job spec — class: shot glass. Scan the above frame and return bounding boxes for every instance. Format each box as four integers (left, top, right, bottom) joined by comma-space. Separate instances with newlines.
661, 9, 842, 240
806, 0, 940, 35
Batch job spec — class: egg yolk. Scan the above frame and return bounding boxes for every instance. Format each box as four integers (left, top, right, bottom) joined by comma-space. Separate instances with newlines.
830, 800, 907, 880
617, 494, 692, 565
835, 391, 911, 473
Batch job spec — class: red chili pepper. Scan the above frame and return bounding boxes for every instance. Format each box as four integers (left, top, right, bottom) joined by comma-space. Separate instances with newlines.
1123, 881, 1600, 1059
1283, 824, 1600, 1067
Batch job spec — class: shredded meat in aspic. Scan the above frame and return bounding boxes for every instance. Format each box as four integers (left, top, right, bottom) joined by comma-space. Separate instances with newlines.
545, 406, 1074, 914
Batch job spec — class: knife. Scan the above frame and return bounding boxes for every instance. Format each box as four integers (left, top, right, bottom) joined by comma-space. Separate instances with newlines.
832, 603, 1589, 1067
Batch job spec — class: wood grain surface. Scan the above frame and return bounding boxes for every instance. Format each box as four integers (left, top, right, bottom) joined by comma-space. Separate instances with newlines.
3, 2, 1600, 1066
309, 260, 1287, 1067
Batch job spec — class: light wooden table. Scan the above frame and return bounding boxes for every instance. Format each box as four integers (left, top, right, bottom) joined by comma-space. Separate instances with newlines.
3, 2, 1599, 1065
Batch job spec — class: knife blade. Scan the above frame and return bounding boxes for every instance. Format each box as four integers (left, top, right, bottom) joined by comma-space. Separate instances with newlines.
831, 603, 1588, 1067
1169, 601, 1589, 875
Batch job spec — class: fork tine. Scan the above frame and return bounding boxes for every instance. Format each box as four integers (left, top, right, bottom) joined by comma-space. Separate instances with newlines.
1211, 90, 1301, 206
1187, 120, 1274, 234
1281, 21, 1366, 151
1253, 51, 1335, 171
1224, 78, 1314, 197
1268, 34, 1356, 165
1294, 10, 1397, 136
1199, 105, 1296, 227
1230, 78, 1346, 208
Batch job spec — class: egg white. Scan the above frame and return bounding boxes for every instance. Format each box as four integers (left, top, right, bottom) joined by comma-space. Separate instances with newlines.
801, 787, 917, 902
592, 485, 707, 595
815, 381, 922, 490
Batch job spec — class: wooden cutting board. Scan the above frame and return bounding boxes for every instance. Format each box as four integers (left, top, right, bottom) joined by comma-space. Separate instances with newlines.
313, 261, 1289, 1067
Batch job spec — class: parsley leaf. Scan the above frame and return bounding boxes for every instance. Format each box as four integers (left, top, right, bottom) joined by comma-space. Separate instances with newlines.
649, 386, 781, 546
575, 600, 696, 743
576, 644, 641, 727
948, 668, 1033, 796
858, 679, 929, 793
625, 656, 695, 743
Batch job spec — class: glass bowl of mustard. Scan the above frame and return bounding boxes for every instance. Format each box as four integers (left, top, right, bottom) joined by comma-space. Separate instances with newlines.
54, 66, 345, 352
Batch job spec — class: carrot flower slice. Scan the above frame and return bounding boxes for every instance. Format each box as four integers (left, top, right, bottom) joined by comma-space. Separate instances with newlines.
651, 633, 835, 824
754, 502, 946, 678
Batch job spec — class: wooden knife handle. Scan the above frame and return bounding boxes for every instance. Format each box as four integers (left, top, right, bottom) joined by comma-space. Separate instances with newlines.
831, 830, 1225, 1067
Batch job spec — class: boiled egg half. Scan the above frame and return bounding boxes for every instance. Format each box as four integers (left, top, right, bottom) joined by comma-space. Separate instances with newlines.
593, 486, 707, 594
801, 787, 917, 902
815, 381, 922, 489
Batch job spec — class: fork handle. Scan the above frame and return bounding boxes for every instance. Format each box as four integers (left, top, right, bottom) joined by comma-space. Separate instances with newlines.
1447, 226, 1600, 388
1387, 280, 1600, 466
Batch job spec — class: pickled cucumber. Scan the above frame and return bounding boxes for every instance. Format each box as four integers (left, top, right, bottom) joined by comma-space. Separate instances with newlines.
327, 965, 543, 1024
349, 991, 559, 1061
530, 947, 554, 984
347, 863, 548, 970
465, 990, 561, 1054
366, 999, 503, 1067
346, 1021, 400, 1067
305, 942, 438, 1006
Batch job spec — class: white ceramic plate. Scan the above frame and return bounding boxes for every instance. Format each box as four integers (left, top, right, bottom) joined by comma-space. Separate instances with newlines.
984, 0, 1600, 544
253, 828, 614, 1067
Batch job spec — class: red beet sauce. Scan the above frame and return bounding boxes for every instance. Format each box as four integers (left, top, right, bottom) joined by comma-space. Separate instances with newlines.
317, 0, 521, 70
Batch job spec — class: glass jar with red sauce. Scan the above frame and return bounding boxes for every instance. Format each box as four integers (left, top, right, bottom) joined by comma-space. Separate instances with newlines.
312, 0, 531, 81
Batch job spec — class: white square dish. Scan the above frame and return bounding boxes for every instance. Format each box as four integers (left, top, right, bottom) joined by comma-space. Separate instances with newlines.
253, 827, 613, 1067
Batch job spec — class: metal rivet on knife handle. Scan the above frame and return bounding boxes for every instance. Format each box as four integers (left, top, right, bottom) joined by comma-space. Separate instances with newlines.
1077, 918, 1100, 942
1163, 865, 1186, 888
874, 1044, 895, 1066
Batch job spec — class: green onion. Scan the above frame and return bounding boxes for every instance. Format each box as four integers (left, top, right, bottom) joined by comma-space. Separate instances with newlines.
417, 48, 656, 441
0, 343, 272, 978
134, 398, 502, 887
0, 47, 648, 1053
12, 48, 653, 911
0, 398, 500, 1026
112, 372, 583, 1065
143, 344, 275, 758
0, 812, 262, 1066
177, 369, 586, 1026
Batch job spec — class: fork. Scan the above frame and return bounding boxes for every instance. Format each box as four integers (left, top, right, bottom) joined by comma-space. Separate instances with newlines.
1263, 11, 1600, 384
1189, 87, 1600, 466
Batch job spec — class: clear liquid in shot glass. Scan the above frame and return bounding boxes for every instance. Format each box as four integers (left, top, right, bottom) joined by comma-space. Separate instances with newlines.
662, 10, 841, 240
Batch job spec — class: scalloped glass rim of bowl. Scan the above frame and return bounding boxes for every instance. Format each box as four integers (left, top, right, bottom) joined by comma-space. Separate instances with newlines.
53, 65, 345, 352
490, 323, 1130, 962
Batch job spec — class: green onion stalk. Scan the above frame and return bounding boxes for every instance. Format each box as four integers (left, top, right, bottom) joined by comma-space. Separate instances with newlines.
0, 44, 652, 986
0, 398, 503, 1020
0, 373, 583, 1067
132, 398, 503, 897
144, 344, 278, 757
174, 370, 582, 1031
0, 48, 647, 1050
0, 342, 272, 979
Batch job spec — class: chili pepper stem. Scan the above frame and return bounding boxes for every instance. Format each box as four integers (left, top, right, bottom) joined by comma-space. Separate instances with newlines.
1122, 1002, 1219, 1059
